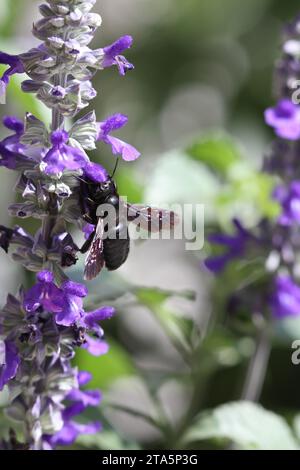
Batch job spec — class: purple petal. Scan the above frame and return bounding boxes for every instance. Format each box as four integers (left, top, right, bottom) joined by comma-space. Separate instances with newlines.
62, 402, 85, 421
84, 307, 115, 329
204, 254, 232, 273
106, 135, 141, 161
83, 336, 109, 356
49, 420, 101, 447
78, 371, 92, 386
37, 270, 54, 283
3, 116, 24, 134
23, 283, 44, 312
66, 389, 101, 408
0, 52, 24, 96
55, 306, 81, 327
62, 280, 88, 298
98, 114, 128, 136
265, 99, 300, 140
103, 36, 133, 58
50, 130, 69, 146
271, 275, 300, 318
0, 341, 20, 391
102, 36, 134, 76
83, 162, 108, 183
43, 146, 88, 175
24, 272, 65, 314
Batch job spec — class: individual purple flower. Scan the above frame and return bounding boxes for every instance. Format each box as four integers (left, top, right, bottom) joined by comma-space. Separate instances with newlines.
97, 114, 140, 161
83, 162, 109, 183
273, 182, 300, 225
83, 306, 115, 336
0, 340, 20, 391
80, 306, 114, 356
264, 99, 300, 140
271, 275, 300, 318
44, 371, 101, 447
3, 116, 24, 135
24, 271, 64, 314
0, 52, 24, 96
24, 273, 88, 327
102, 36, 134, 76
205, 219, 252, 273
83, 335, 109, 356
56, 280, 87, 327
46, 418, 101, 448
42, 130, 89, 175
0, 116, 32, 170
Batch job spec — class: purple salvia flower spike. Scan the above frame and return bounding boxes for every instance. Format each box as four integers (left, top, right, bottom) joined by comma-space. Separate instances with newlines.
0, 0, 138, 450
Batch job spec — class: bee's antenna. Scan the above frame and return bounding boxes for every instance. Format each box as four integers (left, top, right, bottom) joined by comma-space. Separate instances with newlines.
111, 157, 120, 179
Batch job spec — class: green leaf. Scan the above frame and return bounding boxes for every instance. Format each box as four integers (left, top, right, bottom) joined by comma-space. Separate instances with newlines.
216, 163, 279, 224
135, 287, 196, 359
186, 134, 241, 175
77, 430, 139, 450
74, 338, 137, 390
135, 287, 195, 309
182, 401, 299, 450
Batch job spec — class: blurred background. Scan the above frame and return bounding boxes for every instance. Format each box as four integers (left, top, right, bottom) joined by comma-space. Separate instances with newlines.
1, 0, 300, 450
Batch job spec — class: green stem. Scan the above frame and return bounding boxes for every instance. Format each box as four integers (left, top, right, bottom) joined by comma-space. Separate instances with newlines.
241, 326, 271, 402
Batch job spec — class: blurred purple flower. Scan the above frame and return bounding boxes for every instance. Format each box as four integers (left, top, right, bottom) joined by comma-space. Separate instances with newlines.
83, 336, 109, 356
265, 99, 300, 140
102, 36, 134, 76
97, 114, 140, 161
271, 275, 300, 318
44, 371, 101, 447
273, 182, 300, 225
205, 219, 252, 273
0, 340, 20, 391
43, 130, 89, 175
0, 116, 32, 170
0, 52, 24, 97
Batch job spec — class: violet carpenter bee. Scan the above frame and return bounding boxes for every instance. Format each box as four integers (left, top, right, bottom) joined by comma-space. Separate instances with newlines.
79, 168, 178, 281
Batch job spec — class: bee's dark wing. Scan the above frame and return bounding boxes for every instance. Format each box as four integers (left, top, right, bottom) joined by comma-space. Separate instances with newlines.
84, 218, 105, 281
124, 202, 179, 233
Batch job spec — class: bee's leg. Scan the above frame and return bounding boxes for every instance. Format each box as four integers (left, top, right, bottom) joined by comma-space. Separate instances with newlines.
86, 197, 97, 205
82, 213, 94, 224
80, 229, 96, 254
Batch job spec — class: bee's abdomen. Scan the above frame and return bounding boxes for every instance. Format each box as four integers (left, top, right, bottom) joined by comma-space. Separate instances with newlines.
103, 222, 130, 271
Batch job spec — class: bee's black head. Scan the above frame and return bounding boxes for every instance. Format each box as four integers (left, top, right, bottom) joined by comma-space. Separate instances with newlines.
87, 177, 117, 204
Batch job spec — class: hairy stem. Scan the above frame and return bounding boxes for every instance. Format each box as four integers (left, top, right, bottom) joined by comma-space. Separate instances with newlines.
42, 74, 64, 248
